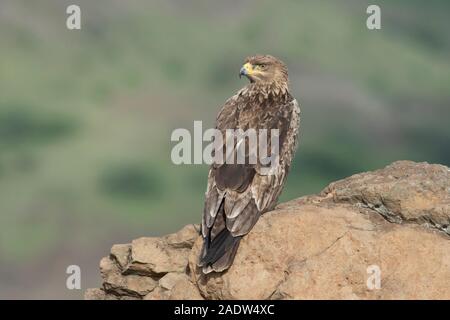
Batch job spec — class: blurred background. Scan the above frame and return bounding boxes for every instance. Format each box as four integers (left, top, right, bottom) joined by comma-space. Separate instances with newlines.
0, 0, 449, 299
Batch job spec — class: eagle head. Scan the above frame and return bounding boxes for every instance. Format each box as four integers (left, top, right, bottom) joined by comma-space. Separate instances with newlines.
239, 55, 288, 88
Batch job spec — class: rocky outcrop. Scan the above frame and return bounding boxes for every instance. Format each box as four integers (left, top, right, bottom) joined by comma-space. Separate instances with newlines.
85, 161, 450, 300
85, 224, 202, 300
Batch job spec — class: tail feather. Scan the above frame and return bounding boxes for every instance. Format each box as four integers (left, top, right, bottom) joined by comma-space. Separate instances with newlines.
198, 226, 241, 274
199, 197, 242, 274
204, 237, 240, 273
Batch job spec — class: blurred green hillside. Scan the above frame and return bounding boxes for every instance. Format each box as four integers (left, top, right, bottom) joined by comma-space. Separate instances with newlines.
0, 0, 449, 298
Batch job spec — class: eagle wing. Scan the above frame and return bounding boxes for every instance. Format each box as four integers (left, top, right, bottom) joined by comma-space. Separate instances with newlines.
199, 94, 300, 273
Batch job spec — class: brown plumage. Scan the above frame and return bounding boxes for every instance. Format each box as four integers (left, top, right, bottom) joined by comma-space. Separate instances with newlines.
198, 55, 301, 273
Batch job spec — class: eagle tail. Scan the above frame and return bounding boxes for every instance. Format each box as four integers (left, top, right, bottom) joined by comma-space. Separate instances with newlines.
199, 227, 241, 274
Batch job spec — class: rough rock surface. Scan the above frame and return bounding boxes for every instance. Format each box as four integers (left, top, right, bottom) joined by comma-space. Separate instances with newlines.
85, 161, 450, 300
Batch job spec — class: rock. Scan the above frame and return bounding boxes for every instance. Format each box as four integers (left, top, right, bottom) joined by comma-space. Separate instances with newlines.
110, 244, 131, 270
126, 237, 185, 274
165, 224, 199, 248
86, 161, 450, 300
125, 224, 199, 276
168, 274, 204, 300
88, 224, 202, 300
322, 160, 450, 234
143, 286, 168, 300
159, 272, 186, 290
84, 288, 106, 300
100, 256, 158, 297
142, 273, 203, 300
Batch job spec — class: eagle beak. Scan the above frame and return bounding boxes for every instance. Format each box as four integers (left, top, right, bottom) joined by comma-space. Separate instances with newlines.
239, 63, 253, 78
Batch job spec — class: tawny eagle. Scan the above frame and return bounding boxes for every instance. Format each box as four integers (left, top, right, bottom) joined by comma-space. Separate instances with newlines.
198, 55, 300, 273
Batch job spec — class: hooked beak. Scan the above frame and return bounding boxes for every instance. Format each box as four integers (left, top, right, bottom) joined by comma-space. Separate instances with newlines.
239, 63, 253, 78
